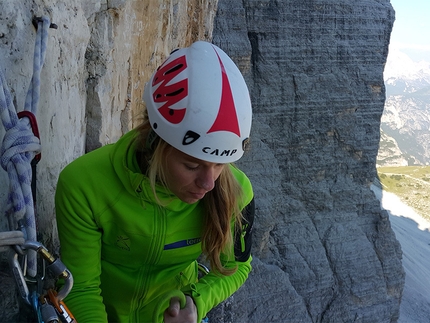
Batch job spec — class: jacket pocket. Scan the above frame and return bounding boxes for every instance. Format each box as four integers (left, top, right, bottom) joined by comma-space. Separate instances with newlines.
175, 260, 198, 289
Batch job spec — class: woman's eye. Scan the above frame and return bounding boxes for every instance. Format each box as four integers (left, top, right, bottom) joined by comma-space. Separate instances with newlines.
184, 163, 199, 170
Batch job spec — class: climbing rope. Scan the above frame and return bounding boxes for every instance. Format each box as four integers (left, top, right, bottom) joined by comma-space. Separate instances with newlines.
0, 16, 77, 323
0, 16, 50, 276
0, 231, 25, 252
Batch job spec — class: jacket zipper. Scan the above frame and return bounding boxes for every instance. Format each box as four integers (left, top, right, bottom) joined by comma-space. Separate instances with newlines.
132, 204, 167, 321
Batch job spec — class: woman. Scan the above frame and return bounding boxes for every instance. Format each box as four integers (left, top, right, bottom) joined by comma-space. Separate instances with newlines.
55, 41, 254, 323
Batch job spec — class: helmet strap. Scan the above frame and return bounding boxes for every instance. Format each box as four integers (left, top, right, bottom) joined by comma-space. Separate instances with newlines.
146, 128, 159, 151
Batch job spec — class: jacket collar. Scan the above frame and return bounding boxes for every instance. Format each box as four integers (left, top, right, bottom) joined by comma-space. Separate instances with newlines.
110, 130, 199, 212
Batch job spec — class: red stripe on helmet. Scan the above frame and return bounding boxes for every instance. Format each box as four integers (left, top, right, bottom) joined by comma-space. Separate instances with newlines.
152, 55, 188, 124
207, 47, 240, 137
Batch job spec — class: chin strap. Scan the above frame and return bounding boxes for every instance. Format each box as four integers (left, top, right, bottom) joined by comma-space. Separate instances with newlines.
146, 128, 160, 150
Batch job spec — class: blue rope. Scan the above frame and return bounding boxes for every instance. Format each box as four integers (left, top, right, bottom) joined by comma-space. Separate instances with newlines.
26, 16, 50, 114
0, 16, 50, 277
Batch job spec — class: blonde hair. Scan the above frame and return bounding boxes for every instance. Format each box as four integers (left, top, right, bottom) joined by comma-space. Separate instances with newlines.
134, 117, 243, 275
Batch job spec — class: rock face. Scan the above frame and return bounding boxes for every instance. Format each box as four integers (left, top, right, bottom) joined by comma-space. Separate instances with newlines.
209, 0, 404, 322
0, 0, 404, 322
0, 0, 216, 321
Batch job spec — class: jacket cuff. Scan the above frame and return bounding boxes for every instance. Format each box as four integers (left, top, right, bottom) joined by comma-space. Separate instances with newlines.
182, 283, 205, 322
153, 289, 186, 323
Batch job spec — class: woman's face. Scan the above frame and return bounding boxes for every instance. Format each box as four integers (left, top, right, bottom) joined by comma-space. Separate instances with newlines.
164, 146, 225, 204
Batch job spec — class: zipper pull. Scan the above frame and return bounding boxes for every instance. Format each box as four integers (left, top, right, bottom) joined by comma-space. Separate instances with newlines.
240, 224, 248, 253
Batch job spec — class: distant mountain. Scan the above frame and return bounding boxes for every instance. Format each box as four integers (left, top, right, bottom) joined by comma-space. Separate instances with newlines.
377, 130, 409, 166
377, 49, 430, 166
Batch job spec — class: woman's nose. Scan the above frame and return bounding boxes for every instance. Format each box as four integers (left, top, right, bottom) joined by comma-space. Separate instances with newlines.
196, 169, 216, 191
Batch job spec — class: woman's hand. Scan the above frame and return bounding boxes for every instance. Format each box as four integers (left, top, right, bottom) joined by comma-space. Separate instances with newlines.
164, 295, 197, 323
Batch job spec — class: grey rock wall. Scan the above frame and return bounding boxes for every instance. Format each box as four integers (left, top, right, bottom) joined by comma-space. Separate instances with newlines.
210, 0, 404, 322
0, 0, 404, 322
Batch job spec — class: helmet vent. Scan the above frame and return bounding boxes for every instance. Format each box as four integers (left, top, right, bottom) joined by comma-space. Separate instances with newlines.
165, 64, 184, 75
166, 88, 184, 97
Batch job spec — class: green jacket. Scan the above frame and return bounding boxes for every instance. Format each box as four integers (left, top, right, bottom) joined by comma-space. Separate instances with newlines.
55, 130, 254, 323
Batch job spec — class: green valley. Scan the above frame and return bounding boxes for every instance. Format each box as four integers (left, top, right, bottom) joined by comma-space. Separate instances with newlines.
377, 166, 430, 222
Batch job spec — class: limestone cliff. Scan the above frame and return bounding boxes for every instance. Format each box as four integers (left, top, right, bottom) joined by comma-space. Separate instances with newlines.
209, 1, 403, 322
0, 0, 403, 322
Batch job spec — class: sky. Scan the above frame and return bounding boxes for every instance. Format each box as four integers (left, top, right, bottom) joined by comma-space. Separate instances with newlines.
389, 0, 430, 62
384, 0, 430, 79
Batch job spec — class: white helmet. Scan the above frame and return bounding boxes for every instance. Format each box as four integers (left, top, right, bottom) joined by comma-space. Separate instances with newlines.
143, 41, 252, 163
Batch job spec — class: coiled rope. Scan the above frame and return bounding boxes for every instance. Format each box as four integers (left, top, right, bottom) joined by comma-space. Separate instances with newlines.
0, 16, 51, 277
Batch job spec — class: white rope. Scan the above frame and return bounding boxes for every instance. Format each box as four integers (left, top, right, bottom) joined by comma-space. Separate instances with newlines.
0, 16, 51, 276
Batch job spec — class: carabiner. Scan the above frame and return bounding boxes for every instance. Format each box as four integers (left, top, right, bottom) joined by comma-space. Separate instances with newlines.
22, 241, 74, 301
44, 289, 77, 323
17, 111, 41, 163
8, 248, 30, 305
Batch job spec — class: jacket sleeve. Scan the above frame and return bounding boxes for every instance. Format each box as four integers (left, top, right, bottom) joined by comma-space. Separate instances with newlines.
55, 166, 108, 323
181, 198, 255, 322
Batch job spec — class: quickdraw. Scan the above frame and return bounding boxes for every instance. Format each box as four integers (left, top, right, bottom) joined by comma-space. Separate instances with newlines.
9, 240, 77, 323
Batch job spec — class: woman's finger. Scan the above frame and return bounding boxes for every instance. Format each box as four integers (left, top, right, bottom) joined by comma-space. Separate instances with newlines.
166, 297, 181, 317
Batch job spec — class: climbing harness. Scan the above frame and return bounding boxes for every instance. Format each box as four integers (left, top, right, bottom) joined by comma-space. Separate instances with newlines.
0, 15, 76, 323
